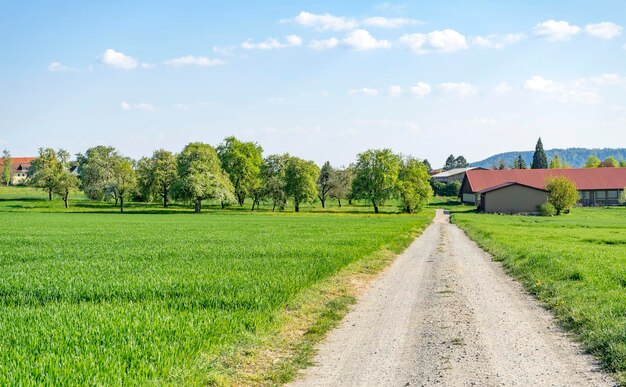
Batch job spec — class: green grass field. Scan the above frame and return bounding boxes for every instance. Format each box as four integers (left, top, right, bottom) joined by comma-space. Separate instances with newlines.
0, 186, 432, 384
453, 207, 626, 383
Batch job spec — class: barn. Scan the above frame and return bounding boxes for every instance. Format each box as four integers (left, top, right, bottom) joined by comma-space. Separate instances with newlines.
461, 168, 626, 212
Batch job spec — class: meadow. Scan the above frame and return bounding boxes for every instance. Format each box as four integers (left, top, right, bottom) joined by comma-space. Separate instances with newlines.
0, 186, 432, 384
453, 207, 626, 383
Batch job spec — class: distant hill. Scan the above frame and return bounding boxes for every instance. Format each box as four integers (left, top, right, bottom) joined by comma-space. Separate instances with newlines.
471, 148, 626, 169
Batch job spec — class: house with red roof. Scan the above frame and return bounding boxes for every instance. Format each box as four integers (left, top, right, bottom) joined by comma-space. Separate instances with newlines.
460, 168, 626, 213
0, 157, 36, 185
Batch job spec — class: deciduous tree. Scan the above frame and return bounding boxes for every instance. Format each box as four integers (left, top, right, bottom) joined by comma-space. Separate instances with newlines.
284, 156, 319, 212
584, 155, 601, 168
76, 146, 119, 200
260, 154, 290, 211
110, 158, 137, 213
351, 149, 401, 214
2, 149, 11, 186
317, 161, 335, 208
396, 158, 433, 213
137, 149, 177, 207
545, 176, 578, 215
173, 142, 234, 213
28, 148, 61, 200
599, 156, 619, 168
329, 165, 354, 207
216, 137, 263, 206
52, 150, 79, 208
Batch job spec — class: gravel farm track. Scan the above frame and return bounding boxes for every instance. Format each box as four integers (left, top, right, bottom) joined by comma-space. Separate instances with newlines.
290, 209, 615, 386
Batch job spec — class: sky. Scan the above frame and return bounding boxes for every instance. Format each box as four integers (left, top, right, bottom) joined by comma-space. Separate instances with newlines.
1, 1, 626, 167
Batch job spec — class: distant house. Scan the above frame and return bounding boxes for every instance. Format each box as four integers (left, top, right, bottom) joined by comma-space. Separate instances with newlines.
0, 157, 36, 185
461, 168, 626, 212
431, 167, 486, 184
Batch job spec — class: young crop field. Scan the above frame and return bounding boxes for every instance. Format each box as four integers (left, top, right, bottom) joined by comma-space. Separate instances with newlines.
453, 207, 626, 383
0, 187, 432, 384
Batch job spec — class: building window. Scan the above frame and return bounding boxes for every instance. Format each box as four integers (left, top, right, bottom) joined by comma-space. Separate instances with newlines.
597, 191, 606, 199
607, 190, 618, 199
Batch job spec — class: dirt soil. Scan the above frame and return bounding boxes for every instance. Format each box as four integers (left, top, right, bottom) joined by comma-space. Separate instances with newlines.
289, 209, 615, 386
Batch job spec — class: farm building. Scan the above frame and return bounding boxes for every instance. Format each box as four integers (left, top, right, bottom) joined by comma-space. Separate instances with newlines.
461, 168, 626, 212
431, 167, 485, 184
0, 157, 36, 185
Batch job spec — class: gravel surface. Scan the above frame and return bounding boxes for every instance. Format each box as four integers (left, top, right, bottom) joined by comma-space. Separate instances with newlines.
290, 209, 615, 386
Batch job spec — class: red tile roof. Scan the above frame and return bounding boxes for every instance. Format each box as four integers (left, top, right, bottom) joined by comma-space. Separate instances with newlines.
465, 168, 626, 192
0, 157, 36, 174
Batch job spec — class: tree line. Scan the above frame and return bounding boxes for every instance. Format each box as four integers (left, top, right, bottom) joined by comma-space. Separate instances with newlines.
490, 138, 626, 170
20, 138, 433, 213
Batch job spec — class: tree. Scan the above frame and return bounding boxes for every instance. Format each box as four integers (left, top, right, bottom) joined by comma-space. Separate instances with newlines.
493, 159, 507, 170
453, 155, 469, 168
110, 158, 137, 213
329, 166, 354, 207
216, 137, 263, 206
76, 146, 119, 200
317, 161, 335, 208
137, 149, 177, 207
549, 154, 562, 169
443, 181, 462, 196
173, 142, 234, 213
512, 154, 527, 169
422, 159, 432, 172
351, 149, 401, 214
2, 149, 12, 186
260, 154, 290, 211
52, 150, 79, 208
531, 137, 548, 169
584, 155, 601, 168
443, 154, 456, 171
599, 156, 619, 168
545, 176, 578, 215
396, 158, 433, 213
28, 148, 61, 200
284, 156, 319, 212
620, 160, 626, 167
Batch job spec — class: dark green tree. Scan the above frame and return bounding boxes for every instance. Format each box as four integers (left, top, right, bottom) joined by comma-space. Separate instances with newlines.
512, 154, 527, 169
317, 161, 335, 208
443, 154, 455, 171
453, 155, 469, 168
531, 137, 548, 169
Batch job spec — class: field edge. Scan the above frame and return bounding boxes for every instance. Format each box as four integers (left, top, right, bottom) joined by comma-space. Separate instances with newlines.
199, 209, 435, 385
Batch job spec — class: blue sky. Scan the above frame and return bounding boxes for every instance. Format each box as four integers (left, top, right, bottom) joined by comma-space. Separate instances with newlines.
1, 1, 625, 167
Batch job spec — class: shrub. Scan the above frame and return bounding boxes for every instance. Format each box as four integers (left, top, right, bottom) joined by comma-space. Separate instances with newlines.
545, 176, 578, 215
537, 202, 556, 216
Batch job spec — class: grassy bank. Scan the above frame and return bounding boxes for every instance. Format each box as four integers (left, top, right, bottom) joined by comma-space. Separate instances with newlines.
453, 208, 626, 384
0, 186, 432, 384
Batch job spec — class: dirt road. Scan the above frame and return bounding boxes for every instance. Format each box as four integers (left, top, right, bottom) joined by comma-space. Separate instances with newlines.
290, 210, 614, 386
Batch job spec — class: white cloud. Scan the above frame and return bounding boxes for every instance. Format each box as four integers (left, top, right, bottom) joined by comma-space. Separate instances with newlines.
399, 29, 468, 53
309, 37, 340, 50
242, 35, 303, 49
493, 82, 513, 95
587, 73, 621, 86
533, 20, 581, 41
163, 55, 226, 67
349, 87, 379, 96
120, 102, 156, 111
174, 103, 190, 110
47, 62, 76, 72
293, 11, 357, 31
523, 75, 602, 104
100, 49, 140, 70
343, 29, 391, 50
409, 82, 432, 96
387, 85, 402, 97
439, 82, 479, 97
470, 33, 526, 48
213, 45, 237, 56
585, 22, 622, 39
362, 17, 419, 28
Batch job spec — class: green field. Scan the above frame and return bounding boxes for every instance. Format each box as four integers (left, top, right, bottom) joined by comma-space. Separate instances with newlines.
0, 186, 432, 384
453, 208, 626, 383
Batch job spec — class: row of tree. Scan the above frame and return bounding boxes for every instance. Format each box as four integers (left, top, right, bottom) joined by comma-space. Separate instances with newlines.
24, 138, 433, 213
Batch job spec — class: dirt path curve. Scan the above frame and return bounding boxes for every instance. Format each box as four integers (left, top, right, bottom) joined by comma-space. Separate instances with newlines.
290, 209, 614, 386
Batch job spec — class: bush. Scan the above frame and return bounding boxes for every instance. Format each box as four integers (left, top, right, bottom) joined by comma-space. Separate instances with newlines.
537, 202, 556, 216
545, 176, 578, 215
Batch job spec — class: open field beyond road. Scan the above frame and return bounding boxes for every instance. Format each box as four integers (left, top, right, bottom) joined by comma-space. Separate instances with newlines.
291, 210, 613, 386
454, 207, 626, 384
0, 188, 432, 384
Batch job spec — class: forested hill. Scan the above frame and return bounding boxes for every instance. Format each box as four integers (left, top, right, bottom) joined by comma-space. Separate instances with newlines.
471, 148, 626, 168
